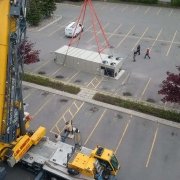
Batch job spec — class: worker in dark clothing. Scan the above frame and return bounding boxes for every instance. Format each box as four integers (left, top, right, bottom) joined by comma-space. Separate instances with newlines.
137, 44, 140, 55
144, 48, 150, 59
133, 50, 137, 62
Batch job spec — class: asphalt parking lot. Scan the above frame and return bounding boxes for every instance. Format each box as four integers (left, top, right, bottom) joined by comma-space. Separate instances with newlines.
4, 85, 180, 180
25, 2, 180, 111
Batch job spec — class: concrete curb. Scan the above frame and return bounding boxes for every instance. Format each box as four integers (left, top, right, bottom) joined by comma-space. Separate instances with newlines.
22, 81, 180, 129
37, 16, 62, 32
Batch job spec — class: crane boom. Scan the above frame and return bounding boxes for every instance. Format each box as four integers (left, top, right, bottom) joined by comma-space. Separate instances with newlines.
0, 0, 27, 144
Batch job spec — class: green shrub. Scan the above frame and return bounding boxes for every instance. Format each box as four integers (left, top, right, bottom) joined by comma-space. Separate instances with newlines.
23, 73, 80, 94
93, 93, 180, 122
171, 0, 180, 6
121, 0, 158, 4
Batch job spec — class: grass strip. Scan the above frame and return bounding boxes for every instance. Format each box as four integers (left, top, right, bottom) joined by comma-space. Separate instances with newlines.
23, 73, 80, 95
93, 93, 180, 122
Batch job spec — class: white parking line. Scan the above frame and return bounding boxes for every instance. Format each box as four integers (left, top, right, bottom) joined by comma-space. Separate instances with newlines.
166, 30, 177, 56
111, 5, 117, 10
86, 23, 109, 43
144, 7, 150, 14
169, 10, 173, 16
101, 24, 122, 46
116, 25, 135, 48
150, 29, 162, 51
133, 6, 139, 13
101, 3, 109, 9
156, 8, 161, 15
131, 27, 149, 51
122, 5, 129, 11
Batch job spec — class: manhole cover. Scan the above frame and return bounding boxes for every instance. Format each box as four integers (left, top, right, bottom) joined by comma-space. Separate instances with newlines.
146, 98, 156, 103
90, 107, 99, 113
55, 75, 64, 79
74, 79, 81, 83
23, 87, 30, 90
123, 92, 132, 96
60, 99, 68, 103
38, 71, 46, 75
41, 92, 49, 96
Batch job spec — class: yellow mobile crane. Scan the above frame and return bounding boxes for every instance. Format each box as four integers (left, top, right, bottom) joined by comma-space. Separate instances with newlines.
0, 1, 120, 180
0, 0, 45, 169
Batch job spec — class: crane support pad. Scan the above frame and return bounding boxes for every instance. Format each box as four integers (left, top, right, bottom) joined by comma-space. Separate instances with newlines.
31, 126, 46, 145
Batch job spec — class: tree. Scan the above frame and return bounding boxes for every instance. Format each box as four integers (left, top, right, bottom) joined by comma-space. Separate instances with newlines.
19, 38, 40, 64
40, 0, 57, 18
26, 0, 41, 26
158, 66, 180, 104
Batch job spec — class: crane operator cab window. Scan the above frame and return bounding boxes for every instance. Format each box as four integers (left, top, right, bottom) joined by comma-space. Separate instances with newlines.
110, 154, 119, 171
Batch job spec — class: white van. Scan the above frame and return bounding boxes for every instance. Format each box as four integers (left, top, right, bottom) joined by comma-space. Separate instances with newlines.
65, 22, 84, 38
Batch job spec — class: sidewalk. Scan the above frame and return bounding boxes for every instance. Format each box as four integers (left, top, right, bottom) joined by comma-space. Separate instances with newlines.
23, 81, 180, 129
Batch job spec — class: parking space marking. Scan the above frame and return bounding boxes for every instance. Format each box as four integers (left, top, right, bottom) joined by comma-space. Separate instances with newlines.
150, 29, 162, 51
101, 3, 109, 9
50, 101, 84, 134
115, 115, 132, 154
156, 8, 161, 15
131, 27, 149, 51
84, 108, 107, 145
86, 75, 104, 89
101, 24, 122, 46
52, 66, 63, 76
32, 94, 55, 118
23, 92, 33, 100
86, 23, 109, 43
146, 124, 159, 167
122, 73, 130, 85
133, 6, 139, 13
48, 18, 75, 36
111, 5, 117, 10
169, 10, 173, 16
166, 30, 177, 56
116, 25, 135, 48
139, 78, 152, 101
122, 5, 129, 11
95, 77, 104, 89
67, 70, 80, 82
144, 7, 150, 14
33, 59, 52, 72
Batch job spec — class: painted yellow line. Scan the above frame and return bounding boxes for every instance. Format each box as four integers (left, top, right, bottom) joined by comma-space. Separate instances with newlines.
34, 59, 52, 72
84, 108, 107, 145
131, 27, 149, 51
23, 93, 32, 100
73, 102, 79, 110
156, 8, 161, 15
111, 5, 117, 10
69, 110, 73, 117
133, 6, 139, 13
86, 75, 97, 87
55, 125, 61, 133
166, 30, 177, 56
33, 94, 55, 118
62, 115, 66, 123
116, 25, 135, 48
67, 71, 80, 82
146, 124, 159, 167
150, 29, 162, 51
52, 66, 63, 76
86, 23, 109, 43
169, 10, 173, 16
139, 78, 151, 101
115, 119, 131, 154
101, 24, 122, 46
144, 7, 150, 14
95, 77, 104, 89
122, 73, 130, 85
101, 3, 109, 9
122, 5, 128, 11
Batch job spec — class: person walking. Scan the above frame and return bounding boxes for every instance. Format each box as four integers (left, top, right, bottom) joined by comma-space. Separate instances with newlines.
137, 44, 140, 55
144, 48, 150, 59
133, 50, 137, 62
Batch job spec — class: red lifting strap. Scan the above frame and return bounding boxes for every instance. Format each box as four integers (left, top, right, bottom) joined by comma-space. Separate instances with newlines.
69, 0, 110, 54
